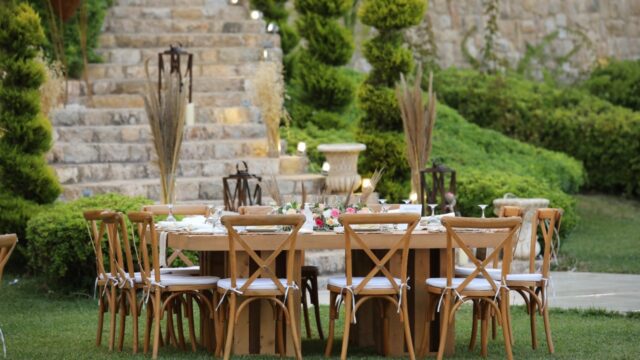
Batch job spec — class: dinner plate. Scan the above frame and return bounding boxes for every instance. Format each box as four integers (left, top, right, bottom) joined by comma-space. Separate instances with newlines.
245, 225, 280, 232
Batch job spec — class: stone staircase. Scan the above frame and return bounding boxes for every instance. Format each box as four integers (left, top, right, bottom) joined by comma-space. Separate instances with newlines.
49, 0, 295, 202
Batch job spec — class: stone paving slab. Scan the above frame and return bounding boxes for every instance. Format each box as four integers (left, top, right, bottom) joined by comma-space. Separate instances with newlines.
314, 271, 640, 313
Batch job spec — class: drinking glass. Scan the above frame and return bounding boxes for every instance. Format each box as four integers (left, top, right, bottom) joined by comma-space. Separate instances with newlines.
478, 204, 488, 218
205, 205, 215, 225
379, 199, 388, 213
213, 205, 224, 230
402, 199, 411, 205
166, 204, 176, 222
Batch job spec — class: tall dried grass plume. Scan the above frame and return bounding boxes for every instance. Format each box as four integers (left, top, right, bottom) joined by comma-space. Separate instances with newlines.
252, 61, 285, 157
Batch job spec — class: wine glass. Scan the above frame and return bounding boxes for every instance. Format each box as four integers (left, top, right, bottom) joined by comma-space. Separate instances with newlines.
166, 204, 176, 222
478, 204, 488, 218
379, 199, 388, 213
213, 205, 224, 230
427, 203, 438, 217
205, 205, 215, 225
402, 199, 411, 205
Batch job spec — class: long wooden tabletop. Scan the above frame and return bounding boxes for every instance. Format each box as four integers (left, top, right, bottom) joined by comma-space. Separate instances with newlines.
167, 230, 504, 251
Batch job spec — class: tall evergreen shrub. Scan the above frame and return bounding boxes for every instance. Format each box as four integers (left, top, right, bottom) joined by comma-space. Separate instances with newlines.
0, 2, 61, 243
294, 0, 355, 112
358, 0, 425, 131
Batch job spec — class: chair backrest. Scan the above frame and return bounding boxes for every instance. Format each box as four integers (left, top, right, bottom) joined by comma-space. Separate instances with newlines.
0, 234, 18, 285
142, 204, 208, 216
499, 206, 523, 218
100, 211, 137, 284
83, 210, 112, 283
442, 217, 521, 294
339, 213, 420, 294
128, 212, 161, 285
238, 206, 273, 215
530, 208, 562, 277
221, 215, 305, 293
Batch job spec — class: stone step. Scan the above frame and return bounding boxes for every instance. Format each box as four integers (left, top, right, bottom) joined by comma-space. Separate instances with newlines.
98, 32, 275, 49
61, 173, 326, 202
48, 138, 268, 164
87, 62, 258, 80
50, 106, 260, 127
75, 91, 251, 108
53, 157, 280, 185
87, 77, 246, 96
104, 18, 265, 35
116, 0, 207, 6
95, 46, 278, 65
53, 123, 265, 143
108, 5, 248, 21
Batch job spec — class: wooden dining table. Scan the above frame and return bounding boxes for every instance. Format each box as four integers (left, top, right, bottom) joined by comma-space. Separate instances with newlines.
167, 229, 505, 357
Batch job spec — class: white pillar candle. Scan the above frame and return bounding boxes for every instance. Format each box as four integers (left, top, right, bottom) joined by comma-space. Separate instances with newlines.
185, 102, 195, 126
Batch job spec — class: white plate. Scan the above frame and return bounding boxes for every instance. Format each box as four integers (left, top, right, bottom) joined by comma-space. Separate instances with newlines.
245, 225, 280, 233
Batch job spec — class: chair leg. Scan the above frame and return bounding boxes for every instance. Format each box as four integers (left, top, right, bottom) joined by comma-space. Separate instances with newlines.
108, 287, 117, 351
301, 282, 312, 339
287, 294, 303, 360
96, 290, 105, 346
469, 300, 479, 351
276, 307, 286, 357
175, 298, 186, 350
340, 292, 353, 360
436, 291, 451, 360
418, 292, 434, 357
541, 289, 555, 354
529, 291, 538, 349
491, 312, 497, 340
185, 295, 197, 352
401, 294, 416, 360
152, 292, 162, 359
480, 302, 489, 357
144, 299, 152, 354
500, 290, 514, 360
223, 294, 237, 360
213, 293, 224, 357
130, 289, 139, 353
311, 274, 324, 340
324, 291, 337, 357
118, 294, 126, 351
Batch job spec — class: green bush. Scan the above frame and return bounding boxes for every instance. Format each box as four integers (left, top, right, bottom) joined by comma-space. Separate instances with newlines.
296, 54, 354, 110
583, 59, 640, 111
279, 23, 300, 55
30, 0, 112, 79
357, 0, 424, 131
297, 14, 353, 66
295, 0, 351, 16
25, 194, 153, 292
0, 2, 61, 263
435, 68, 640, 196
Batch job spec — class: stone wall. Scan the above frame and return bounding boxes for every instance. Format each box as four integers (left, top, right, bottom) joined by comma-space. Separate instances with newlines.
406, 0, 640, 78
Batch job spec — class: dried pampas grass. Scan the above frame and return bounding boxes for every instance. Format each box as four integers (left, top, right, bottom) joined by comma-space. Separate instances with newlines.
396, 63, 437, 195
38, 55, 64, 116
260, 175, 283, 206
252, 61, 285, 157
360, 168, 384, 204
143, 58, 188, 204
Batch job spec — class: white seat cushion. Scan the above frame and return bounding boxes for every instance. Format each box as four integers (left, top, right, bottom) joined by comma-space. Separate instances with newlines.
158, 266, 200, 275
506, 273, 543, 282
328, 276, 401, 290
426, 277, 499, 291
218, 278, 288, 291
455, 266, 502, 280
159, 275, 219, 286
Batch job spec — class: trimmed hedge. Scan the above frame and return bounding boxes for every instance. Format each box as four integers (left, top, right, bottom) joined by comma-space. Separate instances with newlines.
25, 194, 153, 292
583, 59, 640, 111
435, 68, 640, 197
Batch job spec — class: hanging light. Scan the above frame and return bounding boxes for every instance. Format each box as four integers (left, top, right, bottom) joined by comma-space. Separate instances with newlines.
250, 10, 262, 20
266, 22, 279, 33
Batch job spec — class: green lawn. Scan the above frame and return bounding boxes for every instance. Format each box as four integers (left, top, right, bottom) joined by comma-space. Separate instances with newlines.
559, 194, 640, 274
1, 277, 639, 359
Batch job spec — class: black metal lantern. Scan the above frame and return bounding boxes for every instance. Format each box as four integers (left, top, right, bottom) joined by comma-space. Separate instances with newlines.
419, 162, 457, 216
223, 161, 263, 211
158, 44, 193, 104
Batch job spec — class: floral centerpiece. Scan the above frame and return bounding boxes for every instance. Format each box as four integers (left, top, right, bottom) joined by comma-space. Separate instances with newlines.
311, 203, 374, 231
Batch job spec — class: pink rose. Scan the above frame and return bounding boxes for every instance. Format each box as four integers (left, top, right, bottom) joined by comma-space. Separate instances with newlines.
331, 208, 340, 218
315, 218, 324, 226
346, 207, 356, 214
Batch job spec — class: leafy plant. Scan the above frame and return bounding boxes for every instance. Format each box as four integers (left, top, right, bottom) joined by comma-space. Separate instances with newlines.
583, 59, 640, 111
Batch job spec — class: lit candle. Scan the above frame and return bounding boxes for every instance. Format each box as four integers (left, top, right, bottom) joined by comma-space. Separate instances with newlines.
297, 141, 306, 154
250, 10, 262, 20
410, 192, 418, 204
229, 0, 239, 4
321, 161, 330, 175
185, 102, 195, 126
362, 178, 372, 189
262, 49, 269, 60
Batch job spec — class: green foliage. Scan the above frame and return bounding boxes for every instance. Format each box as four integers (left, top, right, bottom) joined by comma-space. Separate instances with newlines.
296, 53, 354, 110
583, 59, 640, 111
435, 68, 640, 196
296, 14, 353, 66
30, 0, 112, 79
295, 0, 352, 17
359, 0, 424, 31
278, 23, 300, 55
357, 83, 402, 131
362, 33, 413, 86
0, 2, 61, 252
285, 125, 356, 172
251, 0, 288, 21
25, 194, 153, 292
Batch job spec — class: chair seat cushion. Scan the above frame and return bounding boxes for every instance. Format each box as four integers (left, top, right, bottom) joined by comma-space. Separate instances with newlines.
158, 266, 200, 275
506, 273, 543, 282
455, 266, 502, 280
159, 275, 219, 286
218, 278, 288, 291
328, 276, 401, 290
426, 277, 499, 291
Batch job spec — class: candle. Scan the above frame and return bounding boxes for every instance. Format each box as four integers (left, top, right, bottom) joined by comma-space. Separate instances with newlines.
362, 178, 372, 189
297, 141, 306, 154
185, 102, 195, 126
250, 10, 262, 20
409, 192, 418, 203
321, 161, 330, 175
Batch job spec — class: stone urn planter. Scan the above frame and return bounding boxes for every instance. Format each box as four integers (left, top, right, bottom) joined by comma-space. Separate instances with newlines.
317, 143, 366, 193
493, 196, 550, 259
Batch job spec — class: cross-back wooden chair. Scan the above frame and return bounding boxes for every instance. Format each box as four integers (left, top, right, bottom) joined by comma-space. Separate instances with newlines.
100, 211, 143, 353
420, 216, 521, 360
142, 204, 207, 271
83, 210, 121, 351
128, 211, 220, 359
218, 214, 305, 360
325, 213, 420, 360
239, 205, 324, 340
0, 234, 18, 286
506, 208, 561, 354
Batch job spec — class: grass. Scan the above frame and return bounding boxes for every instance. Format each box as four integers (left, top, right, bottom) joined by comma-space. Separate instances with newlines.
1, 277, 640, 359
559, 194, 640, 274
